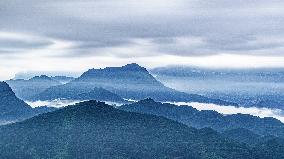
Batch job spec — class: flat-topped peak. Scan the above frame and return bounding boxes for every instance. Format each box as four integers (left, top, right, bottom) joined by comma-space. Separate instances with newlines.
122, 63, 146, 71
79, 63, 152, 80
86, 63, 147, 73
30, 75, 52, 80
75, 100, 105, 106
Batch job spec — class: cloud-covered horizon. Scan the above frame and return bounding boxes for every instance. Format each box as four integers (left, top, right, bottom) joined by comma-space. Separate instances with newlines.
1, 0, 284, 79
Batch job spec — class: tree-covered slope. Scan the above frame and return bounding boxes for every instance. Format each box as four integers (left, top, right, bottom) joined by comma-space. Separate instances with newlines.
120, 98, 284, 137
0, 100, 254, 159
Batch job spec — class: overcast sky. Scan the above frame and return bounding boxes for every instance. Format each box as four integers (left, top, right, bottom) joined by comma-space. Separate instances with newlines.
1, 0, 284, 80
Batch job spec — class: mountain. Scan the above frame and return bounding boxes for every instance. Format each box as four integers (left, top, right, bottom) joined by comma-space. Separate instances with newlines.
151, 66, 284, 82
50, 76, 75, 84
6, 75, 61, 100
151, 66, 284, 109
0, 82, 55, 124
34, 63, 235, 105
119, 98, 284, 137
14, 71, 81, 80
34, 86, 125, 102
0, 100, 260, 159
0, 82, 34, 122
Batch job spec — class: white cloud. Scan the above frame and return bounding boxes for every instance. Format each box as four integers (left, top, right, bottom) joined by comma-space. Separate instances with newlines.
172, 102, 284, 123
1, 0, 284, 79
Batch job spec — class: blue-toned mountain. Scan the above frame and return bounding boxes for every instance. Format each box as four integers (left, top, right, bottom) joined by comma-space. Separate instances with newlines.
120, 98, 284, 138
151, 66, 284, 109
6, 75, 61, 100
0, 82, 55, 124
34, 63, 235, 105
0, 82, 35, 122
0, 100, 256, 159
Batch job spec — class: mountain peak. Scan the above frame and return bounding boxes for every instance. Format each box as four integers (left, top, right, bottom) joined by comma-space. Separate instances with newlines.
0, 82, 12, 92
122, 63, 147, 71
0, 81, 36, 122
30, 75, 52, 80
75, 100, 107, 106
80, 63, 151, 80
72, 100, 115, 112
137, 98, 157, 104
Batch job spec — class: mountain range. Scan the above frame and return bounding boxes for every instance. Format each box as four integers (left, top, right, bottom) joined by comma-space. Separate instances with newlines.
0, 100, 282, 159
120, 98, 284, 138
0, 82, 283, 158
0, 63, 283, 158
151, 66, 284, 109
33, 63, 235, 105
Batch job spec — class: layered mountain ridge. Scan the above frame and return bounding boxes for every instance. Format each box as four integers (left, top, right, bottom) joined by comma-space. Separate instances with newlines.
34, 63, 235, 105
0, 100, 268, 159
120, 98, 284, 137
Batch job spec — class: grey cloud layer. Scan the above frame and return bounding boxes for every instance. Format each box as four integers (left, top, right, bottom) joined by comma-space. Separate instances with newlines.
1, 0, 284, 58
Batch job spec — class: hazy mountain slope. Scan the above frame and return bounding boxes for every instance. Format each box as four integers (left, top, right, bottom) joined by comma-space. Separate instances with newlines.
0, 100, 254, 159
33, 85, 125, 102
151, 66, 284, 109
0, 82, 56, 124
77, 88, 124, 102
6, 75, 61, 100
0, 82, 35, 122
35, 63, 235, 105
120, 99, 284, 137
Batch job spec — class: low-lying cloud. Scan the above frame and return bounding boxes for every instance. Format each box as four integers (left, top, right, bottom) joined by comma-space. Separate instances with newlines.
26, 99, 81, 108
27, 99, 284, 123
172, 102, 284, 123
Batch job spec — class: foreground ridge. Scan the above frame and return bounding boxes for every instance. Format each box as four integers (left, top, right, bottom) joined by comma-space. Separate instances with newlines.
0, 100, 258, 159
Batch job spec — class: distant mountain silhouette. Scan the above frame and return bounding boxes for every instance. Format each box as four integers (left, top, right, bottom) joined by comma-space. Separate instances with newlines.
120, 98, 284, 137
151, 66, 284, 109
34, 63, 235, 105
0, 100, 260, 159
0, 82, 55, 124
6, 75, 61, 100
